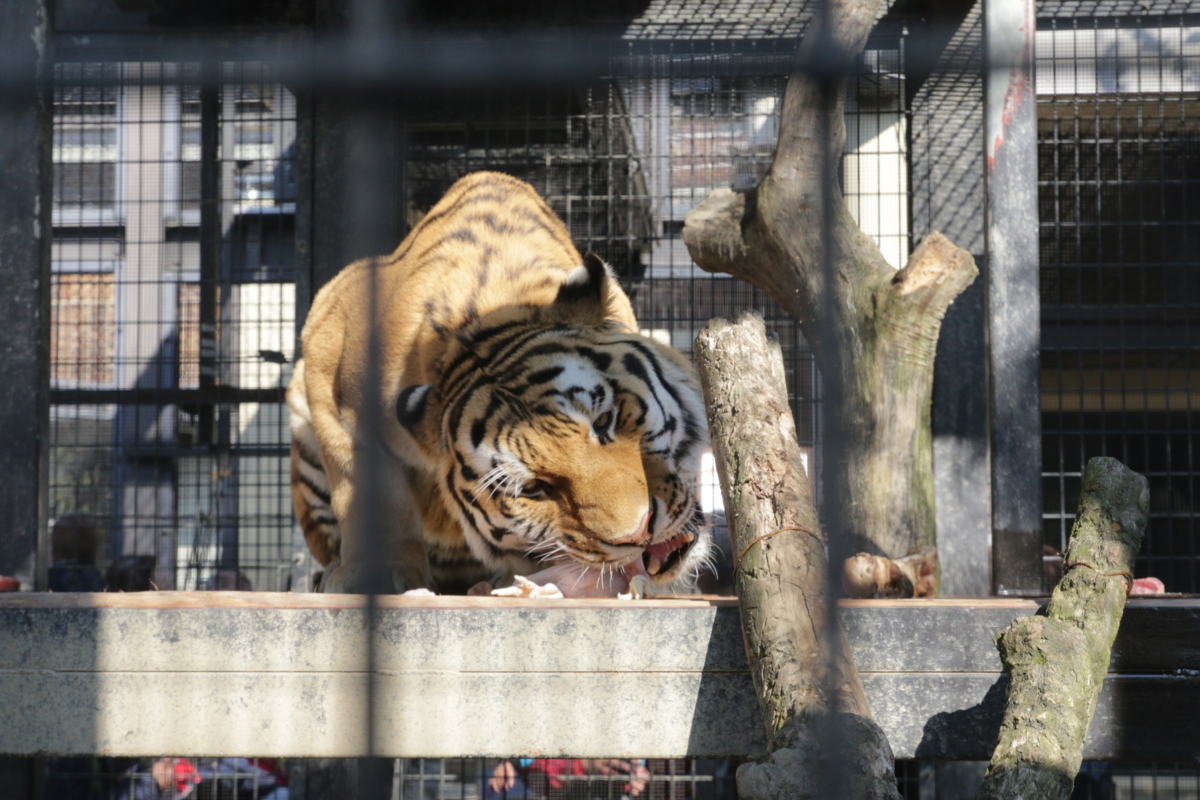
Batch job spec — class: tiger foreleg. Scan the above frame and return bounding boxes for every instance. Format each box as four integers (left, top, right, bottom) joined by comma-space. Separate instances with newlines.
319, 558, 433, 594
320, 464, 435, 595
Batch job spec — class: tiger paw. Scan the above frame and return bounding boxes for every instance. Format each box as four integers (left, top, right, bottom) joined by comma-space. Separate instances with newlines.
618, 574, 656, 601
319, 559, 433, 595
491, 575, 564, 599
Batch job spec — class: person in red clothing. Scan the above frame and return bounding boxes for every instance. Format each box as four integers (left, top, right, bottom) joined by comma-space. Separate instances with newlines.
489, 758, 649, 800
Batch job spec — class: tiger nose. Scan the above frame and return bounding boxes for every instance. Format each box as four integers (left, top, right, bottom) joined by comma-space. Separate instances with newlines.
606, 511, 651, 548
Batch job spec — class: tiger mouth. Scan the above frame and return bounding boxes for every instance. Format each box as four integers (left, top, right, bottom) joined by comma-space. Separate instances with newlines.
642, 532, 696, 578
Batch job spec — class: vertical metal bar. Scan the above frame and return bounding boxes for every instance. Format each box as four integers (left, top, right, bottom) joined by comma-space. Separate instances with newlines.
984, 0, 1043, 594
347, 0, 398, 794
810, 0, 854, 794
291, 86, 318, 593
198, 61, 221, 446
304, 1, 397, 787
1177, 14, 1198, 594
0, 0, 53, 597
199, 60, 239, 577
0, 0, 51, 795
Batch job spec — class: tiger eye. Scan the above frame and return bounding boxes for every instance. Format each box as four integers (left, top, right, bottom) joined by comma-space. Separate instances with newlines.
520, 479, 551, 499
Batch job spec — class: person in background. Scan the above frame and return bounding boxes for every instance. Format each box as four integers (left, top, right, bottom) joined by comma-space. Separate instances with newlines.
106, 554, 157, 593
113, 758, 203, 800
203, 569, 253, 591
48, 513, 106, 593
488, 759, 651, 800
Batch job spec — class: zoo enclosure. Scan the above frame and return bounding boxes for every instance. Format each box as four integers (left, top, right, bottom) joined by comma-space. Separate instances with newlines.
0, 0, 1199, 797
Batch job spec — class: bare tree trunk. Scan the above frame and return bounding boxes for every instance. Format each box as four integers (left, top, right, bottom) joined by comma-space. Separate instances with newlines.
683, 0, 978, 560
975, 457, 1149, 800
695, 314, 900, 800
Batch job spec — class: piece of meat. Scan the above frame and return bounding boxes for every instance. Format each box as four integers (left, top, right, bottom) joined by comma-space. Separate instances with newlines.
841, 547, 939, 599
491, 556, 654, 599
1129, 576, 1166, 595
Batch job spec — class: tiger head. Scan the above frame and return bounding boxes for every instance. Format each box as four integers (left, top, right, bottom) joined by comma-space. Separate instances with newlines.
396, 256, 711, 589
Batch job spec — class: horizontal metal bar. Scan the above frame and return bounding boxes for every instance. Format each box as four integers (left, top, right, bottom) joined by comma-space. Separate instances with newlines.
117, 447, 289, 460
36, 30, 957, 91
1036, 12, 1200, 30
1043, 308, 1200, 323
23, 34, 800, 88
50, 387, 286, 405
1041, 324, 1198, 351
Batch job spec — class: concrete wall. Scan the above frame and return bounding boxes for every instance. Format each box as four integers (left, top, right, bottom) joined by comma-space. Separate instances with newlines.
0, 594, 1196, 760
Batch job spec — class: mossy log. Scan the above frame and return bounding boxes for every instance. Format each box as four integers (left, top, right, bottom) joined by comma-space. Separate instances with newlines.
975, 457, 1149, 800
682, 0, 977, 561
695, 314, 900, 800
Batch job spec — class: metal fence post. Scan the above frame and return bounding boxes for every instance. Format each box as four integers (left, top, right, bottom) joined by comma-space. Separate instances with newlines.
984, 0, 1044, 595
0, 0, 52, 795
0, 0, 53, 595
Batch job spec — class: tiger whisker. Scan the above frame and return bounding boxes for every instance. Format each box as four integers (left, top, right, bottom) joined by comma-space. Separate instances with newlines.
525, 539, 567, 560
474, 465, 510, 501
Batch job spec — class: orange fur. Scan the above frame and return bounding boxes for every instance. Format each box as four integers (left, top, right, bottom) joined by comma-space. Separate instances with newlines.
288, 172, 707, 594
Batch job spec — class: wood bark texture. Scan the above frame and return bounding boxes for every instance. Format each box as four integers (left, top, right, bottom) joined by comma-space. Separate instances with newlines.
682, 0, 978, 561
975, 457, 1149, 800
695, 314, 900, 800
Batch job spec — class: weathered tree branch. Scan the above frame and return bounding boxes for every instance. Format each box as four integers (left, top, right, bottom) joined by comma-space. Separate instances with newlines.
695, 314, 900, 800
975, 457, 1149, 800
682, 0, 978, 560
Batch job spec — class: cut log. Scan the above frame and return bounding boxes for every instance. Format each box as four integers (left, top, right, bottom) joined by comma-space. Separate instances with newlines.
695, 313, 900, 800
975, 457, 1149, 800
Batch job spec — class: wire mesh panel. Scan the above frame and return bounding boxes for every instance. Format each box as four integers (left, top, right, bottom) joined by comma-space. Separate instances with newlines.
1037, 10, 1200, 592
49, 61, 298, 593
394, 758, 734, 800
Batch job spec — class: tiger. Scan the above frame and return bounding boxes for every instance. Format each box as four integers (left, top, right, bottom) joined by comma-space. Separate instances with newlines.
287, 171, 711, 596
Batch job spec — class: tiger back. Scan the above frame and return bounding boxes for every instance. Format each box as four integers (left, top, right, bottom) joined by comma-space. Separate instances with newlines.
288, 172, 710, 595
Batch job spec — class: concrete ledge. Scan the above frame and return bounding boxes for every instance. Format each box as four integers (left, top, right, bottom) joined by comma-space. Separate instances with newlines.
0, 593, 1196, 760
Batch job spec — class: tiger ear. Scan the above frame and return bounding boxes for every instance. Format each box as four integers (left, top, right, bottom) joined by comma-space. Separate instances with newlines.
396, 384, 437, 450
552, 252, 611, 323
